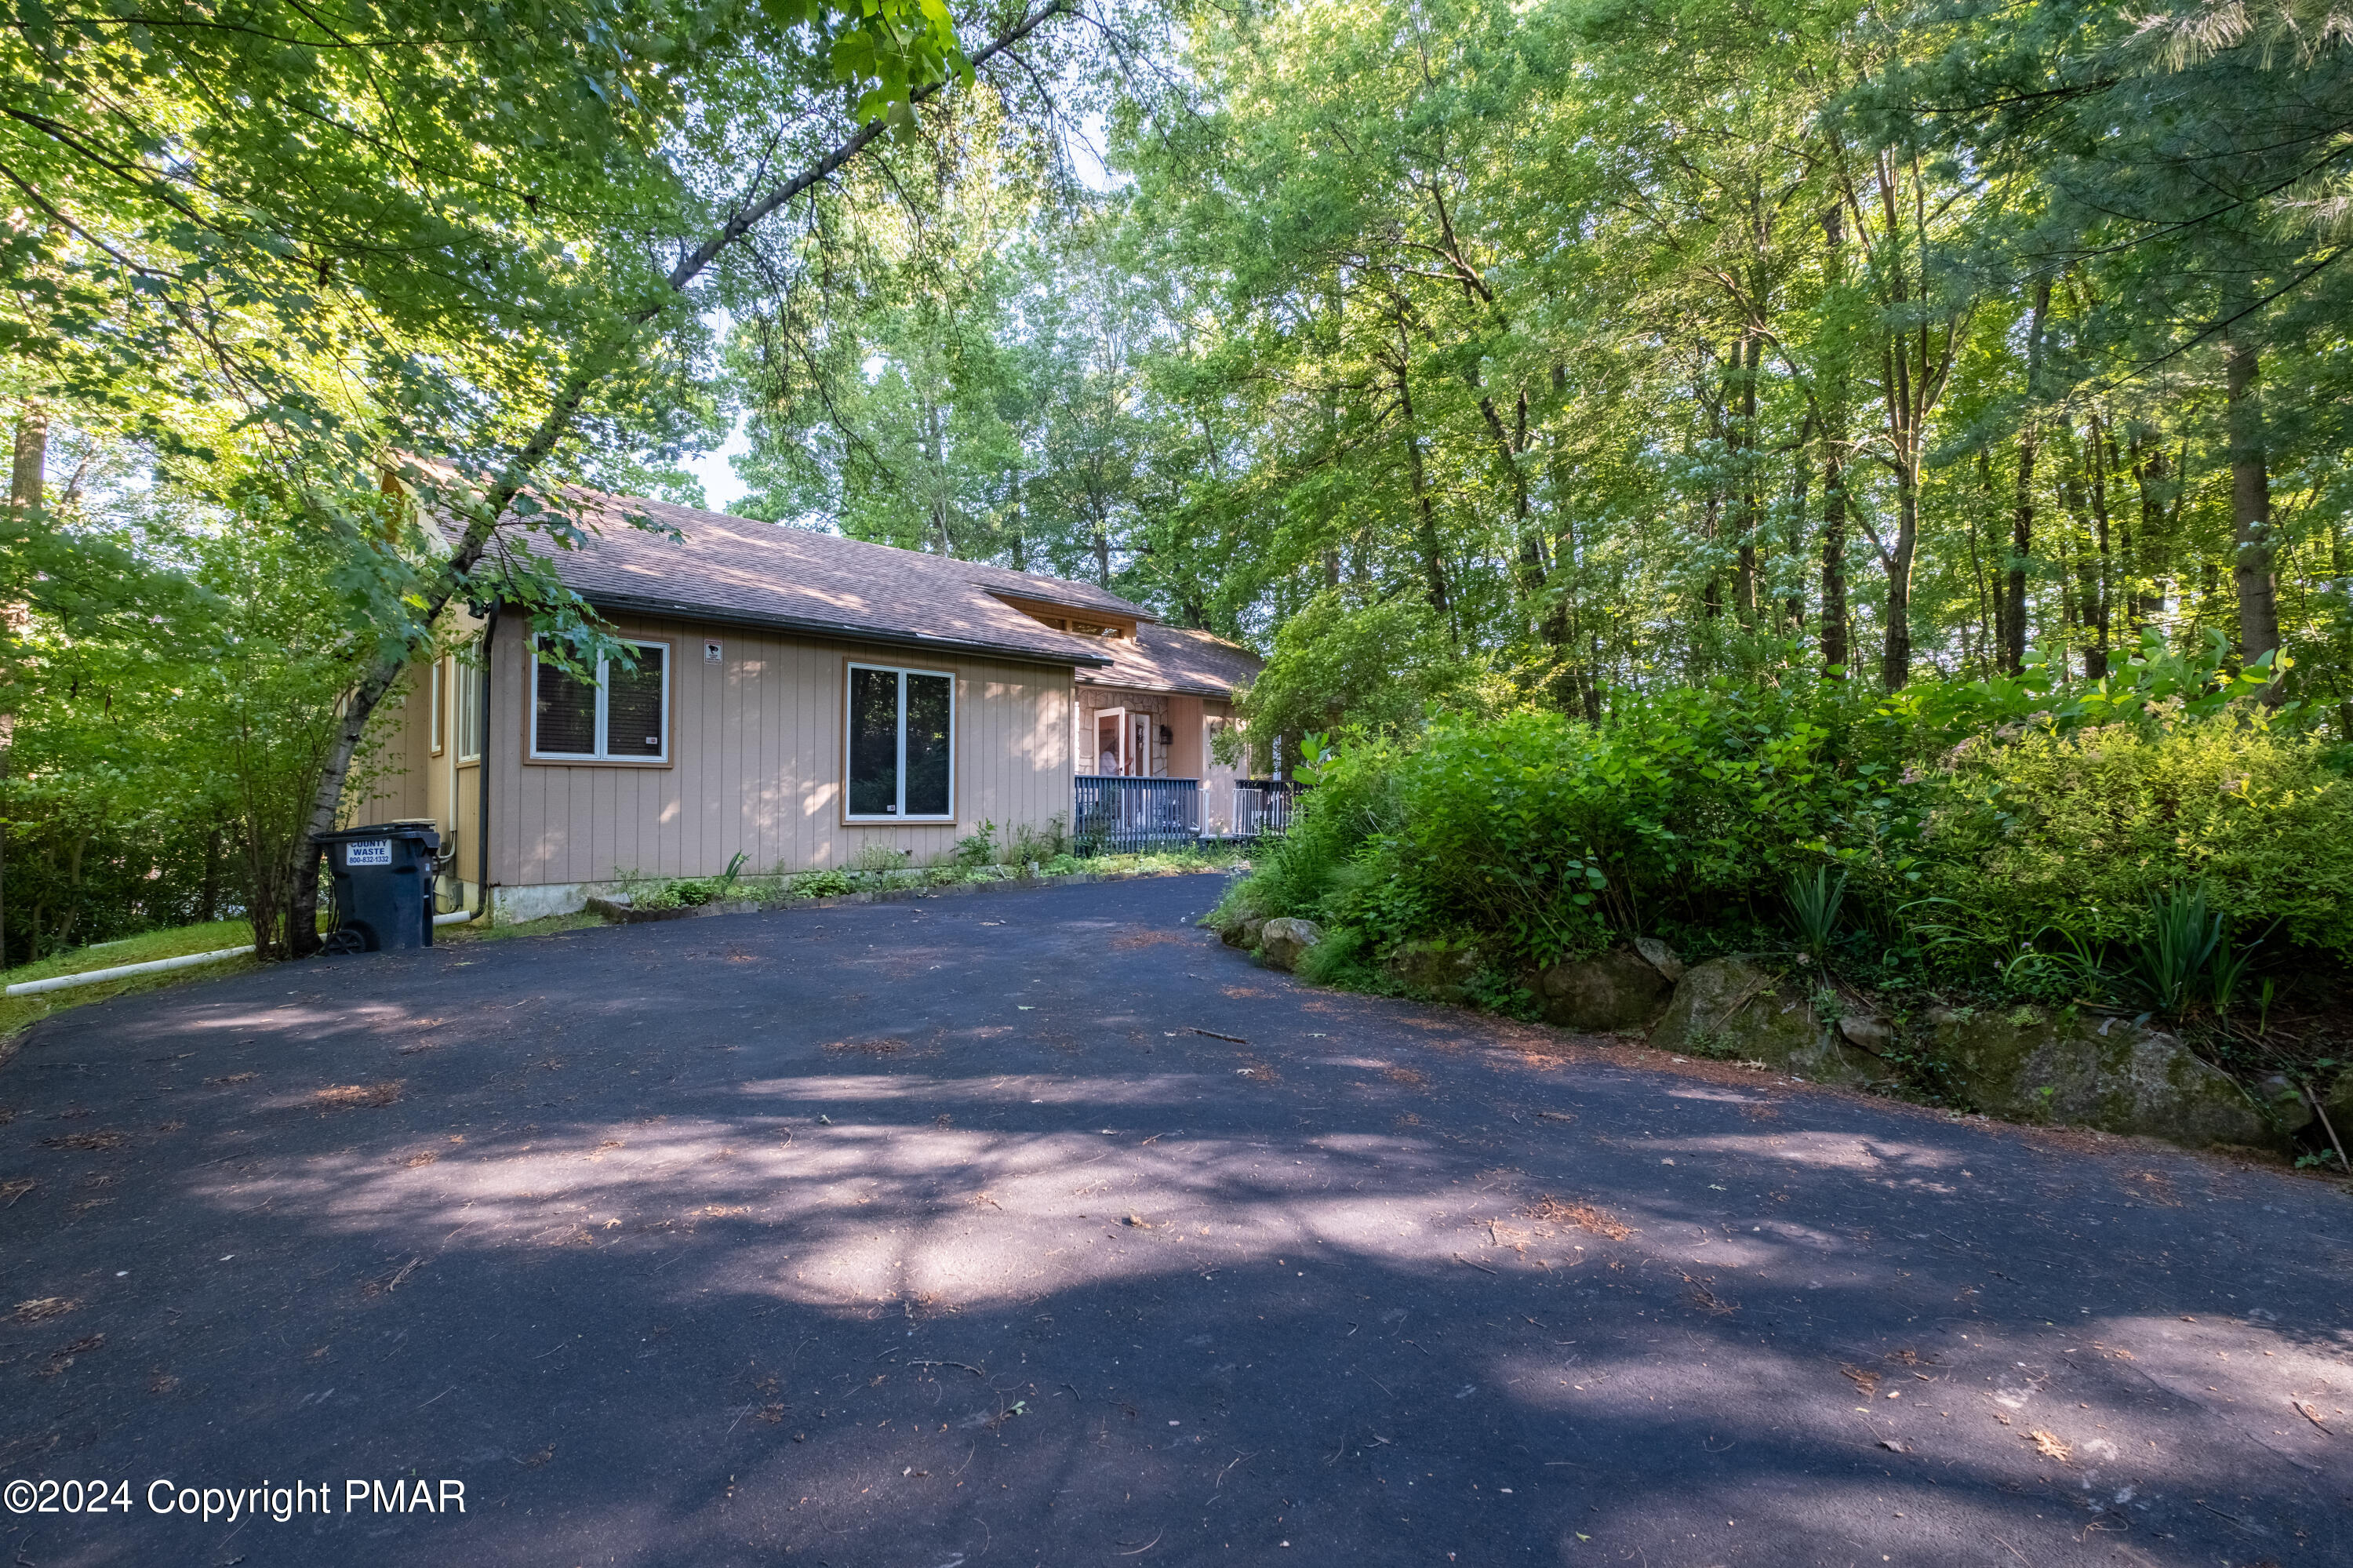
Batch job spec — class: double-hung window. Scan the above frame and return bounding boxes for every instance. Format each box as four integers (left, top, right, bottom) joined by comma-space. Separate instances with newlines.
454, 642, 483, 764
846, 663, 954, 820
530, 639, 668, 762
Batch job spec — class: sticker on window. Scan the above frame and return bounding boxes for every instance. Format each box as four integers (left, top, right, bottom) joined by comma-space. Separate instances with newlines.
344, 840, 393, 866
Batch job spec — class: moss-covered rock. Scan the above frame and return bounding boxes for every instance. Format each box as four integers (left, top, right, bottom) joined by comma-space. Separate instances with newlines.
2329, 1068, 2353, 1137
2251, 1075, 2315, 1140
1926, 1006, 2276, 1148
1258, 917, 1323, 971
1535, 948, 1674, 1031
1223, 915, 1267, 951
1386, 938, 1482, 1003
1646, 956, 1878, 1085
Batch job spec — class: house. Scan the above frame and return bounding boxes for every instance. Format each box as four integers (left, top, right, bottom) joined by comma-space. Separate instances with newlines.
353, 487, 1263, 921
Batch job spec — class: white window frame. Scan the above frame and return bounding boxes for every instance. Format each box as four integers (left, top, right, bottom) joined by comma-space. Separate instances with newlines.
454, 642, 483, 764
529, 638, 670, 763
428, 657, 446, 756
844, 661, 956, 822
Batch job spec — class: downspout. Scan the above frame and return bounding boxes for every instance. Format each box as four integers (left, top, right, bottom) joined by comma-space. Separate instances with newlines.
472, 603, 499, 923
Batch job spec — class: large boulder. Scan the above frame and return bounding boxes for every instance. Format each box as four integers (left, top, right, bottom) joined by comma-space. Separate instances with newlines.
1258, 917, 1324, 971
1221, 914, 1267, 951
1647, 956, 1878, 1086
1537, 948, 1675, 1031
1387, 939, 1482, 1003
1926, 1006, 2278, 1149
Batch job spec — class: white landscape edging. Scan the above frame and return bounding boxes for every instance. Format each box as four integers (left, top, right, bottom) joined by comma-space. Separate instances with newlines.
5, 945, 251, 998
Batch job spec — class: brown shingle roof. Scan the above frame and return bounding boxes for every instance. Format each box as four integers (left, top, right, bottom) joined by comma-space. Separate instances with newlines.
493, 489, 1153, 668
1080, 622, 1263, 698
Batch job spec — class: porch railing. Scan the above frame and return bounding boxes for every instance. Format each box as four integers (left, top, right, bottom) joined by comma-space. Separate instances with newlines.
1075, 776, 1201, 856
1231, 778, 1301, 839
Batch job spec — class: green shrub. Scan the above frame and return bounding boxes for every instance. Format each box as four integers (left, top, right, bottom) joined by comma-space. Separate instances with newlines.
1256, 683, 1864, 970
952, 820, 998, 868
1218, 646, 2353, 1011
1009, 816, 1069, 864
1908, 717, 2353, 960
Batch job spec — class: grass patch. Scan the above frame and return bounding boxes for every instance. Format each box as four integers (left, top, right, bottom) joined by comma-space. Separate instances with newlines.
1, 920, 254, 990
0, 919, 263, 1050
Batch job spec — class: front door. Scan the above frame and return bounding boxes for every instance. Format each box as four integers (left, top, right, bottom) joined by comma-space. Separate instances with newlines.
1094, 709, 1127, 776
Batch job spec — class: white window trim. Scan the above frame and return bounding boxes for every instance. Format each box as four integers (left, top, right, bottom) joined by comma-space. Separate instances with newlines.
529, 638, 670, 763
455, 644, 483, 764
428, 657, 446, 756
845, 661, 956, 821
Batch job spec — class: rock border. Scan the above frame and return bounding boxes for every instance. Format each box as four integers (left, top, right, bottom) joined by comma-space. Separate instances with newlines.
1200, 905, 2336, 1162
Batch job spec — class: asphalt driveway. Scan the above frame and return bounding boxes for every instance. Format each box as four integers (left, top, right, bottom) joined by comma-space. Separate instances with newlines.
2, 873, 2348, 1567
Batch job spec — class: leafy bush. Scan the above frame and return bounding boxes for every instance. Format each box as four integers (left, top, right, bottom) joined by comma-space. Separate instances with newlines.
1009, 816, 1069, 864
952, 820, 998, 868
1907, 716, 2353, 962
1257, 683, 1865, 970
1220, 644, 2353, 1006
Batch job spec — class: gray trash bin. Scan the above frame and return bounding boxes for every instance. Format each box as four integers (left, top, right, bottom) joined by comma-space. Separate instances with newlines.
315, 823, 442, 953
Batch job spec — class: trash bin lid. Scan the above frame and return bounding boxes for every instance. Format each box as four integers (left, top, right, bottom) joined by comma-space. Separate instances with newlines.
314, 821, 442, 844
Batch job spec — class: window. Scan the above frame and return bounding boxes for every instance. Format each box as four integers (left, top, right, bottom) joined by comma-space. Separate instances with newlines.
454, 642, 483, 764
529, 639, 667, 762
428, 657, 446, 756
846, 663, 953, 820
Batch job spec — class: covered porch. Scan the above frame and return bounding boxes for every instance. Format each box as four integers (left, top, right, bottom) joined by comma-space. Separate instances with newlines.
1071, 775, 1300, 854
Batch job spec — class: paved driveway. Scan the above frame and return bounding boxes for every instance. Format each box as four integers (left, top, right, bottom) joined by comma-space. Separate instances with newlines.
1, 874, 2348, 1567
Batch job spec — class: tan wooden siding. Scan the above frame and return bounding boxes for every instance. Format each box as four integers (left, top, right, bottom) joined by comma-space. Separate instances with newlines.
344, 667, 431, 826
485, 616, 1075, 886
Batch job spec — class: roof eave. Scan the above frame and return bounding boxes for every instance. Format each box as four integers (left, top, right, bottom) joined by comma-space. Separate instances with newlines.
580, 591, 1115, 669
1077, 674, 1243, 699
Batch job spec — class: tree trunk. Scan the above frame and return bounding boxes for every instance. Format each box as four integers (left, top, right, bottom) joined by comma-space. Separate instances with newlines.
2223, 301, 2282, 675
1818, 209, 1850, 676
2079, 412, 2113, 677
1733, 334, 1761, 626
2, 404, 42, 970
1784, 444, 1809, 632
198, 820, 223, 924
1820, 442, 1848, 674
2004, 278, 2050, 676
1394, 331, 1450, 620
1882, 464, 1919, 690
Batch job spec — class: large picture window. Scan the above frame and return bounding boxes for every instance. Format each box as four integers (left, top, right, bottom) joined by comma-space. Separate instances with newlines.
530, 639, 668, 762
846, 663, 953, 820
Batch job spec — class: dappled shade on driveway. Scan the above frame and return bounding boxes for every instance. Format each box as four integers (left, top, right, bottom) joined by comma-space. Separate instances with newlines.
2, 875, 2348, 1566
